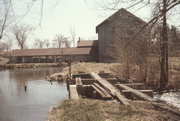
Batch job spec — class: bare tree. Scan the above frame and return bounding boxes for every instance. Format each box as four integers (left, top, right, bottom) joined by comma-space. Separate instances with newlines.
0, 0, 11, 40
64, 39, 71, 48
98, 0, 180, 91
34, 38, 44, 48
169, 26, 180, 54
53, 34, 68, 48
13, 24, 32, 49
70, 26, 76, 47
0, 40, 12, 51
43, 38, 50, 48
5, 38, 12, 51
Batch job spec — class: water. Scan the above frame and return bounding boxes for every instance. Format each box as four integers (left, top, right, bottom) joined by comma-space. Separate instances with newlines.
0, 67, 68, 121
154, 91, 180, 109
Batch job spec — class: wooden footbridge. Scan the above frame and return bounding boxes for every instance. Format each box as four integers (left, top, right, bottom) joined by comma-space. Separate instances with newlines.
67, 71, 156, 105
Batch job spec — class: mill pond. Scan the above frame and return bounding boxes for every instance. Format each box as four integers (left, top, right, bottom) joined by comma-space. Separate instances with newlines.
0, 67, 68, 121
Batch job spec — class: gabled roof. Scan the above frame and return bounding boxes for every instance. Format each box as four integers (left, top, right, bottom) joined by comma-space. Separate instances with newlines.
96, 8, 146, 33
11, 48, 92, 57
77, 40, 98, 47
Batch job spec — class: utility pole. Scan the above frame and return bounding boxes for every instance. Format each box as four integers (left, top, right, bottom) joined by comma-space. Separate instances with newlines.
65, 58, 72, 79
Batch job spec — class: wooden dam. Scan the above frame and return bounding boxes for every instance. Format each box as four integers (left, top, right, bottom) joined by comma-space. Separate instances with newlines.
67, 71, 155, 105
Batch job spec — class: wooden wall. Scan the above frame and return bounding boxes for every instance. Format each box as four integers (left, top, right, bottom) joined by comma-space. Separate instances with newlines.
10, 54, 96, 63
97, 11, 147, 63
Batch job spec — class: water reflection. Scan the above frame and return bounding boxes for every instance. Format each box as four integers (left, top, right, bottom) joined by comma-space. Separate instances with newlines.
0, 68, 68, 121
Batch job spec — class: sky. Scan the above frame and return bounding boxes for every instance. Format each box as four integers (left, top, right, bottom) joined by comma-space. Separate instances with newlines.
3, 0, 180, 49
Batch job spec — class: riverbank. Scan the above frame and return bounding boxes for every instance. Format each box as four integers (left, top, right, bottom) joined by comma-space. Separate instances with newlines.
0, 62, 67, 69
47, 99, 180, 121
48, 62, 180, 90
0, 57, 69, 69
47, 62, 180, 121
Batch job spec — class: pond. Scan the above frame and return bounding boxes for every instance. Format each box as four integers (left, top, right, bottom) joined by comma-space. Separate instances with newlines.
0, 67, 68, 121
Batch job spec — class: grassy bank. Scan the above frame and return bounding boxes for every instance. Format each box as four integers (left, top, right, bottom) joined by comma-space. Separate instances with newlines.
0, 57, 68, 69
47, 61, 180, 121
49, 61, 180, 90
47, 99, 180, 121
0, 62, 67, 69
7, 63, 62, 68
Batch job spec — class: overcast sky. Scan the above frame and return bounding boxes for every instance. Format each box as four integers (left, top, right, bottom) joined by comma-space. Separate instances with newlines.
6, 0, 180, 49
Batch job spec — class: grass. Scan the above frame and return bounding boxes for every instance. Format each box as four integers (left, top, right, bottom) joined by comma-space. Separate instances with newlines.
49, 59, 180, 89
48, 99, 140, 121
47, 99, 180, 121
147, 57, 180, 90
148, 57, 180, 69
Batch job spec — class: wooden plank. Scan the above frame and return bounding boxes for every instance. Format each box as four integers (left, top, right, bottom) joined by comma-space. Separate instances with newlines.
124, 83, 144, 86
124, 83, 145, 89
81, 78, 117, 81
80, 78, 117, 85
80, 78, 95, 85
93, 82, 112, 99
117, 84, 155, 101
98, 73, 112, 78
73, 73, 92, 79
139, 90, 153, 97
91, 84, 107, 98
75, 77, 82, 86
122, 90, 153, 97
69, 85, 79, 100
90, 72, 129, 105
81, 78, 95, 81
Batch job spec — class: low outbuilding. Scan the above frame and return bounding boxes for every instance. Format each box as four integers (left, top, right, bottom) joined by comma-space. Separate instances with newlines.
10, 45, 97, 63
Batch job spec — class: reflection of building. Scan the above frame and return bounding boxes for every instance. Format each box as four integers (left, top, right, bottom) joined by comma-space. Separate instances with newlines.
10, 40, 98, 63
96, 8, 147, 62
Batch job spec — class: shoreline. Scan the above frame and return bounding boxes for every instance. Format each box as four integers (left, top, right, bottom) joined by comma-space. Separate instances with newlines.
0, 62, 68, 69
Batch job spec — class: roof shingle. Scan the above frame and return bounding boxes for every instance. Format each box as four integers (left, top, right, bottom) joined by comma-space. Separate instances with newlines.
77, 40, 98, 47
11, 48, 92, 57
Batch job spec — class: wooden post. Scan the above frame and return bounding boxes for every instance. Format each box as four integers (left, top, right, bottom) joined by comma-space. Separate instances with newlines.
65, 58, 72, 79
22, 57, 25, 63
69, 85, 79, 100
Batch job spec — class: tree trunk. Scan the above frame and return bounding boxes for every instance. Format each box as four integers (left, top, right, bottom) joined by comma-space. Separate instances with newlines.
159, 0, 169, 91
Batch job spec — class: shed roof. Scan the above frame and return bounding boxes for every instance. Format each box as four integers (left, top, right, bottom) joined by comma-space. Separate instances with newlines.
96, 8, 146, 33
11, 48, 91, 57
77, 40, 98, 47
